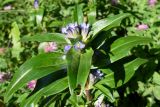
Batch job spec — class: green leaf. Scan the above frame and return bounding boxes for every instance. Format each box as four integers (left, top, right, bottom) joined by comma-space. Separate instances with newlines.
91, 13, 130, 40
153, 86, 160, 100
94, 84, 115, 102
2, 0, 15, 6
66, 48, 80, 94
74, 4, 83, 24
36, 8, 44, 25
109, 36, 153, 63
97, 58, 147, 88
153, 72, 160, 86
87, 0, 96, 24
21, 77, 68, 107
0, 58, 7, 69
10, 22, 24, 59
4, 52, 67, 102
21, 33, 68, 44
77, 48, 93, 92
48, 21, 63, 27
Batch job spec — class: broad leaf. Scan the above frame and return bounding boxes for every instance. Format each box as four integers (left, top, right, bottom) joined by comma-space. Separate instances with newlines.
91, 13, 130, 40
66, 48, 80, 94
77, 48, 93, 92
21, 77, 68, 107
97, 58, 147, 88
109, 36, 153, 63
4, 52, 67, 102
21, 33, 68, 44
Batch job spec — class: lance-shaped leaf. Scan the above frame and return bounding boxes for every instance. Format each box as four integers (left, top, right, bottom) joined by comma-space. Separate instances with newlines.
94, 84, 115, 102
10, 22, 24, 59
74, 4, 83, 24
109, 36, 153, 63
91, 13, 130, 40
4, 52, 67, 102
97, 58, 147, 88
66, 48, 80, 94
21, 77, 68, 107
77, 48, 93, 92
21, 33, 68, 44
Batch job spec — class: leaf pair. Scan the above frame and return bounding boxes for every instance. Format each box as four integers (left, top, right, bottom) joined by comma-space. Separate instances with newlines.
66, 48, 93, 95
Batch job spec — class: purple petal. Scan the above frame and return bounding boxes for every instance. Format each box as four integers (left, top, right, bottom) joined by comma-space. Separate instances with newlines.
61, 27, 67, 34
74, 42, 85, 50
34, 0, 39, 9
64, 45, 71, 52
137, 24, 149, 30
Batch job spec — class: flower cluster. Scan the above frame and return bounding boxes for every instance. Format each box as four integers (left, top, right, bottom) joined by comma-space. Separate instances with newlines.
148, 0, 157, 6
62, 22, 89, 52
64, 41, 85, 53
61, 22, 90, 42
27, 80, 37, 90
137, 24, 149, 30
44, 42, 57, 53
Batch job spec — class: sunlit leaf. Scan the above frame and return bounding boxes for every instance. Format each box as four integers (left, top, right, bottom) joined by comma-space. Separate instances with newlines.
21, 33, 68, 44
74, 4, 83, 24
91, 13, 130, 40
10, 22, 24, 59
109, 36, 153, 63
66, 48, 80, 94
4, 52, 67, 102
21, 77, 68, 107
77, 48, 93, 92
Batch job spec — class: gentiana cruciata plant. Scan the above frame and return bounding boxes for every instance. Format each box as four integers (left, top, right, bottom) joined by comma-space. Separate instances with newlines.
3, 4, 156, 106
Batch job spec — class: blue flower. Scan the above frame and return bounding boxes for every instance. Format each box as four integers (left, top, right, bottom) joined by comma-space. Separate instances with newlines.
74, 41, 85, 50
64, 45, 71, 53
80, 23, 89, 41
61, 23, 79, 38
34, 0, 39, 9
92, 69, 104, 79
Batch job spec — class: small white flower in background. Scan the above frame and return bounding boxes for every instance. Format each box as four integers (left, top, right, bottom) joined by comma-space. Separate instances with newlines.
27, 80, 37, 90
148, 0, 157, 6
3, 5, 12, 10
44, 42, 57, 53
137, 24, 149, 30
